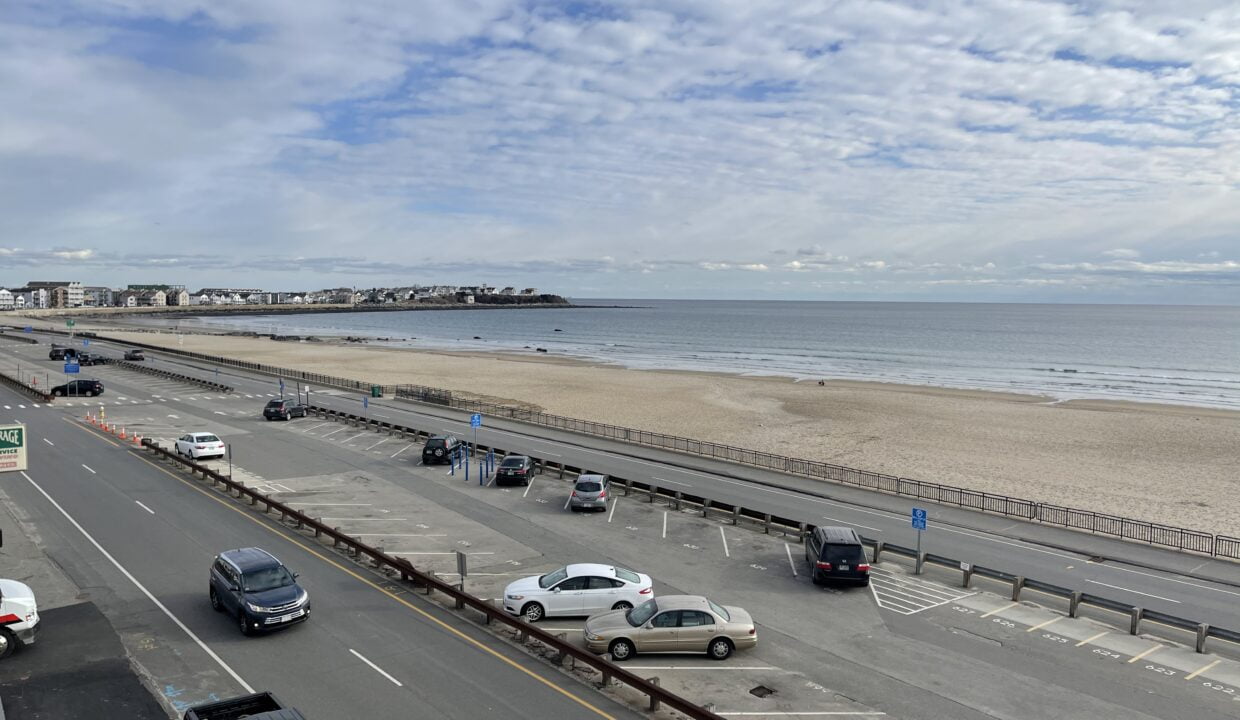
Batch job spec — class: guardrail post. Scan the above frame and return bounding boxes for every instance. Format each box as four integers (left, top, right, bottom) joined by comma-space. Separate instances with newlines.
1196, 623, 1209, 653
599, 654, 613, 687
649, 486, 658, 503
333, 528, 342, 548
1129, 607, 1143, 635
558, 462, 564, 479
673, 491, 682, 510
647, 677, 661, 711
873, 541, 884, 563
732, 506, 740, 525
1011, 576, 1025, 601
702, 499, 711, 517
553, 633, 567, 665
1069, 591, 1082, 617
623, 478, 630, 497
798, 521, 807, 541
763, 513, 772, 534
960, 562, 973, 588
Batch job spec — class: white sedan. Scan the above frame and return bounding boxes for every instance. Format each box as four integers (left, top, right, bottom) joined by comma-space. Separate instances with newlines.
503, 563, 653, 622
174, 432, 226, 460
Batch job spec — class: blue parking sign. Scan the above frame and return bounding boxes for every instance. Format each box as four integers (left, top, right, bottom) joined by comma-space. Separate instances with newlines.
911, 507, 928, 531
470, 413, 482, 428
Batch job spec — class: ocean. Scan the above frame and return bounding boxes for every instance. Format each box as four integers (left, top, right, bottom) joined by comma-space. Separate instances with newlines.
147, 300, 1240, 410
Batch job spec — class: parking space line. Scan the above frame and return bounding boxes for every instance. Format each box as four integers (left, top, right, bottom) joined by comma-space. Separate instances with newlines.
391, 444, 412, 459
1026, 617, 1062, 633
1085, 580, 1180, 603
662, 511, 668, 538
1184, 659, 1220, 680
523, 479, 535, 498
365, 438, 390, 451
608, 499, 617, 523
563, 495, 572, 511
1075, 631, 1109, 647
348, 648, 403, 687
981, 602, 1018, 618
303, 422, 330, 432
321, 427, 346, 438
785, 543, 798, 576
341, 432, 369, 444
1127, 645, 1161, 664
82, 464, 96, 474
719, 526, 730, 557
135, 500, 155, 515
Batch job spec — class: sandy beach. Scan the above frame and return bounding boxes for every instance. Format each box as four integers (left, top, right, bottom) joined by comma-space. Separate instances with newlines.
62, 321, 1240, 537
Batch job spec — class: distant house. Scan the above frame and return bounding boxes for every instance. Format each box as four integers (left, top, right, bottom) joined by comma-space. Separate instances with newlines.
81, 286, 114, 307
11, 287, 48, 309
136, 290, 166, 307
456, 292, 475, 304
28, 281, 84, 307
0, 289, 12, 310
115, 291, 139, 308
167, 289, 190, 306
520, 288, 539, 296
499, 286, 516, 296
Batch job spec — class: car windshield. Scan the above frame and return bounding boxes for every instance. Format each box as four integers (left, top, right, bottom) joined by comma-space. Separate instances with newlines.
576, 481, 602, 492
538, 567, 568, 589
196, 435, 221, 443
500, 457, 525, 467
707, 599, 730, 621
426, 438, 445, 448
243, 566, 295, 592
265, 400, 282, 408
626, 598, 658, 627
614, 567, 640, 584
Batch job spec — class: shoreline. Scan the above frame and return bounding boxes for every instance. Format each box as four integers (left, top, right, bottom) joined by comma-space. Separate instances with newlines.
22, 318, 1240, 535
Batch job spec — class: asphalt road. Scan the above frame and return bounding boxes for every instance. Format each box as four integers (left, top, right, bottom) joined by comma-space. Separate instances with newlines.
39, 330, 1239, 632
0, 375, 644, 719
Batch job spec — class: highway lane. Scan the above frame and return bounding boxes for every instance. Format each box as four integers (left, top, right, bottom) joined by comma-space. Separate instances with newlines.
10, 331, 1240, 631
2, 382, 644, 719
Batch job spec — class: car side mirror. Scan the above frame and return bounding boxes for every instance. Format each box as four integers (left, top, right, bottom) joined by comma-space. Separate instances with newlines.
293, 572, 300, 579
227, 584, 238, 592
644, 622, 654, 629
552, 587, 561, 593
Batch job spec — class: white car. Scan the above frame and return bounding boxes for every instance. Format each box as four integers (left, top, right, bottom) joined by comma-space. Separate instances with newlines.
175, 432, 226, 460
503, 563, 653, 622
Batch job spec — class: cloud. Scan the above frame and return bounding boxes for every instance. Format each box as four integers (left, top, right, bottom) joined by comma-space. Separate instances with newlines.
49, 248, 95, 260
1102, 248, 1141, 259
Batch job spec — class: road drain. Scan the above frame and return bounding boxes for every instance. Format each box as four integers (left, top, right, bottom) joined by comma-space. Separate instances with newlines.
750, 685, 775, 698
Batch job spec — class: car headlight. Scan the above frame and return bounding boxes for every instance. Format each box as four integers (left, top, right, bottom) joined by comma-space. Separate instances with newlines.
585, 632, 604, 642
295, 590, 309, 606
506, 594, 524, 601
246, 602, 269, 613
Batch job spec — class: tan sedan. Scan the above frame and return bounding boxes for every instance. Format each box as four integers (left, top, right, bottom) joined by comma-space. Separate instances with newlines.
583, 595, 756, 661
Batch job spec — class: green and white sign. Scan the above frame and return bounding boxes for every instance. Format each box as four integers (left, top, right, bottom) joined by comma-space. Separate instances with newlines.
0, 423, 26, 473
65, 319, 75, 328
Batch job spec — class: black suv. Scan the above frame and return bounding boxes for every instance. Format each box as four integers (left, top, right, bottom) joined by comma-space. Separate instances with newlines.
76, 352, 102, 367
50, 379, 105, 397
495, 455, 535, 485
48, 346, 77, 361
123, 349, 145, 361
422, 435, 462, 464
209, 547, 310, 636
805, 526, 870, 586
263, 399, 307, 421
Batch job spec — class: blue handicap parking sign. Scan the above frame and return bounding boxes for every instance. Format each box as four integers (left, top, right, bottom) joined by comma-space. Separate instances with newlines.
470, 413, 482, 428
82, 338, 90, 346
911, 507, 928, 531
64, 359, 80, 374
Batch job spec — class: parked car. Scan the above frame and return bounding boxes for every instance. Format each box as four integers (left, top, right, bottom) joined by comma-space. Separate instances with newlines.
503, 563, 653, 622
48, 346, 77, 361
182, 692, 305, 720
175, 432, 226, 460
50, 379, 104, 397
495, 455, 535, 485
209, 548, 309, 636
805, 526, 870, 586
0, 578, 40, 659
75, 352, 102, 366
569, 474, 609, 512
123, 349, 145, 361
583, 595, 756, 661
263, 399, 307, 421
421, 435, 462, 464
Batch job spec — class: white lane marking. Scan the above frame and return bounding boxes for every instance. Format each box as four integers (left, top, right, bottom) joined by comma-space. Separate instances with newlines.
372, 413, 392, 419
823, 515, 883, 533
172, 397, 181, 401
1093, 564, 1240, 599
18, 404, 25, 409
118, 396, 127, 400
135, 500, 155, 515
719, 526, 730, 557
167, 414, 180, 419
523, 478, 535, 498
662, 511, 668, 538
43, 438, 54, 446
304, 422, 330, 433
82, 464, 96, 474
929, 524, 1081, 561
365, 438, 390, 451
391, 444, 412, 459
1085, 579, 1181, 603
2, 406, 9, 410
563, 495, 572, 511
348, 649, 403, 687
341, 432, 370, 444
651, 476, 691, 487
608, 499, 618, 523
244, 394, 253, 398
320, 427, 346, 438
21, 471, 254, 693
785, 543, 798, 577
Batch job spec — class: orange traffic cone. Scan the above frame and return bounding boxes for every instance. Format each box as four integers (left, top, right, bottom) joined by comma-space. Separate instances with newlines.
132, 433, 142, 446
119, 427, 128, 440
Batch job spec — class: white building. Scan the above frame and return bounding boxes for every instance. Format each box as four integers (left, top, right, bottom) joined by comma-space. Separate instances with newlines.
0, 289, 13, 310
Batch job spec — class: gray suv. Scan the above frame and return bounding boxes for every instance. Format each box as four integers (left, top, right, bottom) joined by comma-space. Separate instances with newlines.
209, 548, 310, 635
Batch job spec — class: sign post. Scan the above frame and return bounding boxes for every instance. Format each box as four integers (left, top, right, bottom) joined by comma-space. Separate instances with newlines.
66, 318, 75, 340
470, 413, 481, 459
278, 378, 285, 399
911, 507, 927, 574
0, 424, 27, 473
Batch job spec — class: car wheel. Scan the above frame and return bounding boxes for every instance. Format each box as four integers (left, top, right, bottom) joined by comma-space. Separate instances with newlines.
708, 637, 734, 661
0, 627, 16, 659
522, 602, 545, 623
608, 638, 635, 661
611, 601, 633, 611
284, 412, 291, 421
210, 587, 222, 612
53, 389, 64, 397
522, 479, 529, 486
85, 390, 94, 397
238, 612, 253, 636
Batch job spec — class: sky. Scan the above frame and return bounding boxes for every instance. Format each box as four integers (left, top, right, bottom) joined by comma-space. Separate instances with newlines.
2, 1, 1239, 303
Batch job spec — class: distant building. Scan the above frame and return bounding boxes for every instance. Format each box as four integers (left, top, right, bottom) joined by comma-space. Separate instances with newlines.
12, 287, 49, 309
81, 286, 114, 307
499, 286, 516, 296
115, 291, 140, 308
167, 289, 190, 306
0, 289, 12, 310
28, 281, 83, 307
520, 288, 539, 296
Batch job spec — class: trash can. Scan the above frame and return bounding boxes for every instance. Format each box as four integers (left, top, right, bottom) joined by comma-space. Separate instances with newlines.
370, 385, 382, 398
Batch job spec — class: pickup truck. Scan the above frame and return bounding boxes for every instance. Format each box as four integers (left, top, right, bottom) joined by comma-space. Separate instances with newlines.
182, 692, 305, 720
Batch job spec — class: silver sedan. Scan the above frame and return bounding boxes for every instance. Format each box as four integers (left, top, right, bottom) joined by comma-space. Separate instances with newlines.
583, 595, 756, 661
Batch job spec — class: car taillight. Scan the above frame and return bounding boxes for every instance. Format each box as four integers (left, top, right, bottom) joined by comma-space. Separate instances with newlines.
857, 563, 870, 572
639, 587, 652, 594
571, 491, 577, 497
196, 445, 206, 449
748, 627, 756, 635
815, 561, 832, 571
598, 491, 607, 498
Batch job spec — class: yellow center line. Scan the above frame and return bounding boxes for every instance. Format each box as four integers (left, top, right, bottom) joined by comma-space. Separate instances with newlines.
980, 602, 1018, 618
130, 453, 618, 719
61, 416, 121, 448
1127, 645, 1161, 664
1184, 659, 1220, 680
1075, 631, 1109, 647
1026, 616, 1062, 633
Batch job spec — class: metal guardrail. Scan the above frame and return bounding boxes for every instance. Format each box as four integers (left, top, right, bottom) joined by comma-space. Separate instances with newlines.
28, 325, 1239, 562
0, 332, 39, 345
110, 359, 234, 393
138, 437, 724, 720
0, 370, 54, 402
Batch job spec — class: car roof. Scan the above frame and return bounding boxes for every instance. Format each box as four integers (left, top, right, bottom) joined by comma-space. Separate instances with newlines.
647, 595, 712, 611
189, 431, 220, 439
564, 563, 623, 578
219, 547, 282, 571
816, 526, 861, 544
575, 474, 607, 482
500, 455, 530, 462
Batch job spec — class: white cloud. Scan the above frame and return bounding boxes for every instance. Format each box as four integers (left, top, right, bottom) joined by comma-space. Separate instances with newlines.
1102, 248, 1141, 258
